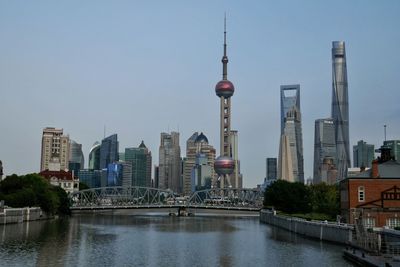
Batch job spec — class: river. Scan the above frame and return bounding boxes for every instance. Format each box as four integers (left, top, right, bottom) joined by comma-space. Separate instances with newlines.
0, 214, 352, 266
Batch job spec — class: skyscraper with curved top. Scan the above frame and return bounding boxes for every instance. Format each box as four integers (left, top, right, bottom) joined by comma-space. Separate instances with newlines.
331, 41, 350, 181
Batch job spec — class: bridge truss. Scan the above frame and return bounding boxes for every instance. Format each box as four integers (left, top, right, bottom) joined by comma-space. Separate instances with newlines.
70, 186, 263, 210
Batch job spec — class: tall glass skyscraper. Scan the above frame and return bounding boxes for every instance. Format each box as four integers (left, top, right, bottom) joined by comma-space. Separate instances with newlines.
266, 158, 277, 181
159, 132, 181, 193
278, 85, 304, 183
100, 134, 119, 169
125, 141, 152, 187
331, 41, 350, 181
353, 140, 374, 168
313, 118, 336, 183
89, 142, 101, 170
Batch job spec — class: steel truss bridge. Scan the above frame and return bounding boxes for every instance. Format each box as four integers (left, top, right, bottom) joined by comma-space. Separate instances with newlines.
70, 186, 263, 213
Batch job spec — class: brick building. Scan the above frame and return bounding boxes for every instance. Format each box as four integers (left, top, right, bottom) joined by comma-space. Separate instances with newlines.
340, 146, 400, 228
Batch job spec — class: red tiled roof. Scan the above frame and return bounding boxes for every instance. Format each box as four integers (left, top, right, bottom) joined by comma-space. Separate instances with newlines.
39, 170, 74, 181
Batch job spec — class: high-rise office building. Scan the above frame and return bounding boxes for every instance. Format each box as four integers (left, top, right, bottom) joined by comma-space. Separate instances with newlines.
278, 86, 304, 183
313, 118, 336, 183
266, 158, 277, 181
383, 140, 400, 163
353, 140, 374, 168
100, 134, 119, 169
69, 140, 84, 174
229, 130, 243, 188
0, 160, 3, 180
214, 17, 236, 188
331, 41, 350, 181
88, 142, 101, 170
40, 127, 70, 171
77, 169, 102, 188
159, 132, 181, 193
183, 132, 199, 194
125, 141, 152, 187
153, 165, 159, 188
183, 132, 217, 195
192, 154, 214, 191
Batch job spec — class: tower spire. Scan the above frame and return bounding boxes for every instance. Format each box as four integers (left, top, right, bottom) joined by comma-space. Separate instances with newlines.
222, 14, 228, 80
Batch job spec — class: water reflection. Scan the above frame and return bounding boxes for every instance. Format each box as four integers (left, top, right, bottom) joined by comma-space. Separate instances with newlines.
0, 215, 352, 267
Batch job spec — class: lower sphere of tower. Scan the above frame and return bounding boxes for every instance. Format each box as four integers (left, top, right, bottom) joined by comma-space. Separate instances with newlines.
214, 156, 235, 175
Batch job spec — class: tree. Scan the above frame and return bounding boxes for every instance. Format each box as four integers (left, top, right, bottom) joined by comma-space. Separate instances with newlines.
309, 183, 340, 219
79, 182, 89, 191
0, 173, 71, 215
264, 180, 311, 214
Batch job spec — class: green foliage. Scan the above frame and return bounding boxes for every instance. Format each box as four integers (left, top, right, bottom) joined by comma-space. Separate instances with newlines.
264, 180, 311, 214
264, 180, 340, 220
309, 183, 340, 219
0, 173, 71, 215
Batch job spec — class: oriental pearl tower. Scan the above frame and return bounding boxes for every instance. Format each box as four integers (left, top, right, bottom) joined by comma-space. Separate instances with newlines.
214, 17, 235, 189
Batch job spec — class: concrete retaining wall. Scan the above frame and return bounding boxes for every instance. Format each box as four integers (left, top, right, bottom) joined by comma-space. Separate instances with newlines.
0, 207, 51, 225
260, 209, 354, 244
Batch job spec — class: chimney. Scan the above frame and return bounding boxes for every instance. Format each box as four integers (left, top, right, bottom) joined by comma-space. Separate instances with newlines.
371, 159, 379, 178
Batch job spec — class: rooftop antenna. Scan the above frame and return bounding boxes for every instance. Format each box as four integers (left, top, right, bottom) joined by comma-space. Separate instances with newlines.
104, 125, 106, 139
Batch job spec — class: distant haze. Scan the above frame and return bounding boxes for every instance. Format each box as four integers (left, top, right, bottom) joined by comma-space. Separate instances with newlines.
1, 1, 399, 187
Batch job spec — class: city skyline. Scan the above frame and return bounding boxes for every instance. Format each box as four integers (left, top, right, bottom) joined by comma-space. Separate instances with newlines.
1, 1, 400, 187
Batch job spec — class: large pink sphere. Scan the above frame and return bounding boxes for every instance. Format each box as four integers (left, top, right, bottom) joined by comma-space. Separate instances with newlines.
215, 80, 235, 98
214, 156, 235, 175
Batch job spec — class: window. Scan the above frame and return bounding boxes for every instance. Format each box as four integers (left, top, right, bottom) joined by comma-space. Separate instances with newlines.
386, 218, 400, 229
363, 217, 375, 229
358, 186, 365, 202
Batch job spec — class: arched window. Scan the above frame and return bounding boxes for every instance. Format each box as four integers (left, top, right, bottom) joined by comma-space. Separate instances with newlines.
358, 186, 365, 202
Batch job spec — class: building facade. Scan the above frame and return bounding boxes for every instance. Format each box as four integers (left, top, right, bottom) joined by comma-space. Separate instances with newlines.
340, 147, 400, 228
313, 118, 336, 183
266, 158, 277, 181
77, 169, 102, 188
331, 41, 350, 182
384, 140, 400, 163
39, 169, 79, 194
229, 130, 243, 188
88, 142, 101, 170
158, 132, 181, 193
40, 127, 70, 171
69, 139, 84, 175
99, 134, 119, 169
278, 87, 304, 183
125, 141, 152, 187
353, 140, 374, 168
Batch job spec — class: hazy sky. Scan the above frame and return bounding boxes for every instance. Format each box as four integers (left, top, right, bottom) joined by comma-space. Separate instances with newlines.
1, 1, 399, 187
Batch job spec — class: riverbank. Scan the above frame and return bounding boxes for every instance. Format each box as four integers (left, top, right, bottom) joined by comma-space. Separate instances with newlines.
0, 207, 52, 225
260, 209, 353, 244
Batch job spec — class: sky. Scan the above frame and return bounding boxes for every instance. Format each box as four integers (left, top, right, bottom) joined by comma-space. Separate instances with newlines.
0, 1, 399, 187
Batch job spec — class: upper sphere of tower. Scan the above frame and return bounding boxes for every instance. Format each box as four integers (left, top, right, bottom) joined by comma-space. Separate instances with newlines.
215, 80, 235, 98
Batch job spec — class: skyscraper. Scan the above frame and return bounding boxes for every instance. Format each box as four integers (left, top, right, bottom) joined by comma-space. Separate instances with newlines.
159, 132, 181, 193
40, 127, 70, 171
331, 41, 350, 181
125, 141, 152, 187
214, 17, 236, 188
183, 132, 217, 195
313, 118, 336, 183
229, 130, 242, 188
0, 160, 3, 180
278, 85, 304, 183
353, 140, 374, 168
266, 158, 277, 181
99, 134, 119, 169
69, 140, 85, 174
383, 140, 400, 163
88, 142, 101, 170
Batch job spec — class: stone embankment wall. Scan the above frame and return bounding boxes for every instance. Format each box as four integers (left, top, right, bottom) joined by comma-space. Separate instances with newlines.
0, 207, 51, 225
260, 209, 354, 244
